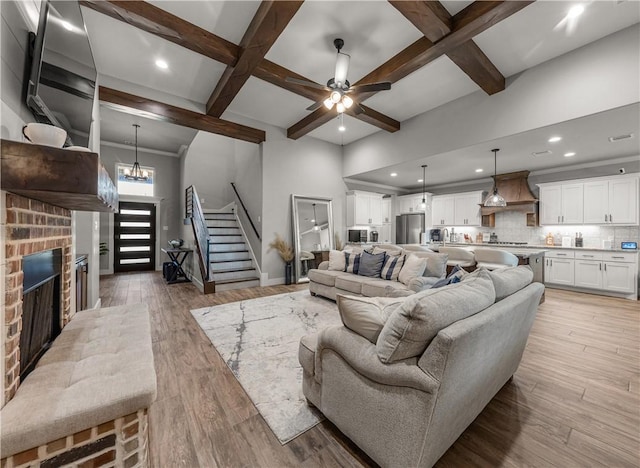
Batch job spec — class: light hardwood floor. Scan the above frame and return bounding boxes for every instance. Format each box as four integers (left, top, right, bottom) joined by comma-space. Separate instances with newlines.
100, 272, 640, 467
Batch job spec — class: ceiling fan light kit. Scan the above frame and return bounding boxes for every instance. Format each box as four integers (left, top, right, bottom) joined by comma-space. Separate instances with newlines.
484, 148, 507, 207
288, 38, 391, 115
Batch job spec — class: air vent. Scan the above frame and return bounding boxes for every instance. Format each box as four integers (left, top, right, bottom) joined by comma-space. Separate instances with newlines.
608, 133, 634, 142
531, 150, 552, 157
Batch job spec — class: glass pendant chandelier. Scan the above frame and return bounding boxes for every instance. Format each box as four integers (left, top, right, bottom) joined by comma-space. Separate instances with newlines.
484, 148, 506, 207
124, 124, 148, 181
419, 164, 427, 210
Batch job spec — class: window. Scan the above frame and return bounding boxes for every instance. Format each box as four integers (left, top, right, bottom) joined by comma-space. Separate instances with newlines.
116, 163, 155, 196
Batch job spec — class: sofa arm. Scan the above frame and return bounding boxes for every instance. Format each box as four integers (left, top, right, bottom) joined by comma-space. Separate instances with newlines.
315, 326, 438, 393
318, 261, 329, 270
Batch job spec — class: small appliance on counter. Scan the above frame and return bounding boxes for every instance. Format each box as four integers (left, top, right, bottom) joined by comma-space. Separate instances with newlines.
429, 228, 442, 242
621, 241, 638, 250
575, 232, 583, 248
348, 229, 368, 243
489, 232, 498, 243
370, 231, 379, 242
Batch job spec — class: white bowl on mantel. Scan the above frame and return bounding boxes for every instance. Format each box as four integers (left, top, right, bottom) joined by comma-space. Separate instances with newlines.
22, 123, 67, 148
65, 146, 92, 152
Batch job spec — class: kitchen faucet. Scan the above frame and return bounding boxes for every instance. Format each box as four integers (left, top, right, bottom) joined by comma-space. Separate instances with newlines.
442, 228, 449, 245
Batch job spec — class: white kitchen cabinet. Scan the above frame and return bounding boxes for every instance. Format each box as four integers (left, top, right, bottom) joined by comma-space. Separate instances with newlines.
347, 191, 383, 226
381, 198, 392, 224
397, 194, 426, 214
453, 192, 483, 226
544, 250, 575, 286
539, 183, 583, 225
379, 224, 392, 244
432, 196, 455, 226
432, 191, 482, 226
584, 177, 638, 225
546, 249, 637, 299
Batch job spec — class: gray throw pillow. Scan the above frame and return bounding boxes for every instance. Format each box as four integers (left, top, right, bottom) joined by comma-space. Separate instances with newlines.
358, 251, 386, 278
488, 266, 534, 301
376, 270, 496, 363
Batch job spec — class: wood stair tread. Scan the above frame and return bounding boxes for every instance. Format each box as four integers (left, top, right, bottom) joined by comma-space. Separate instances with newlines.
215, 277, 260, 285
211, 267, 256, 274
210, 258, 250, 264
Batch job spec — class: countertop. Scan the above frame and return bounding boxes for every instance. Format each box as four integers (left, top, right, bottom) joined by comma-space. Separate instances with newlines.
426, 242, 638, 254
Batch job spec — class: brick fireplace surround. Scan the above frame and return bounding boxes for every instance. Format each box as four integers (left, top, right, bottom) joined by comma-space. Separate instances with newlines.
2, 193, 150, 467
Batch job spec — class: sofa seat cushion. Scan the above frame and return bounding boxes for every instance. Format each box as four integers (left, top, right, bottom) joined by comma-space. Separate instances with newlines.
0, 304, 157, 458
335, 274, 373, 294
308, 269, 345, 287
361, 278, 408, 297
376, 270, 496, 363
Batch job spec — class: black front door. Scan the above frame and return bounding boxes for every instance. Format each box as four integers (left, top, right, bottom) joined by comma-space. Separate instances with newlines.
114, 202, 156, 272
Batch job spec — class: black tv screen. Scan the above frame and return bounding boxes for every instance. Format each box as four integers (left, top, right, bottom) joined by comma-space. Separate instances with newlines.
26, 0, 97, 147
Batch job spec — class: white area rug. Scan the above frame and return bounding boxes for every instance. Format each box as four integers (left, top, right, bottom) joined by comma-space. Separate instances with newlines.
190, 290, 342, 444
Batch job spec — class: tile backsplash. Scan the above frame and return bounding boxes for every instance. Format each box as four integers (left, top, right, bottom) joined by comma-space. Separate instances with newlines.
446, 211, 640, 248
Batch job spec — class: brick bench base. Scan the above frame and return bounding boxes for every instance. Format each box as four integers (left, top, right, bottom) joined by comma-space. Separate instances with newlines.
2, 409, 149, 468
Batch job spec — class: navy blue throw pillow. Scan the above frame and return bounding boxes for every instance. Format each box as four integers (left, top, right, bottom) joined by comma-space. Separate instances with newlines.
357, 251, 387, 278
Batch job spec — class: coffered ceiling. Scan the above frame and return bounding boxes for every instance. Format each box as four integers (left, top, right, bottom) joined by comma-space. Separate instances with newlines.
79, 1, 639, 178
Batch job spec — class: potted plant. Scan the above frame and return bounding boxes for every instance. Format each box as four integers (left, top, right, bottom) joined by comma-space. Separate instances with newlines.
268, 233, 295, 285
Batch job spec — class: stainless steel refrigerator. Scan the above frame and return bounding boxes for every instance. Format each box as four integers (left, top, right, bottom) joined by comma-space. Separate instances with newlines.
395, 213, 424, 244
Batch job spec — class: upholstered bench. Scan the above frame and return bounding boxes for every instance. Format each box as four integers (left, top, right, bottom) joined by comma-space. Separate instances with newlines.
1, 304, 157, 467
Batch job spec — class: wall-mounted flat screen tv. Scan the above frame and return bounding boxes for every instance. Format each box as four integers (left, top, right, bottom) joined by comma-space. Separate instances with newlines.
26, 0, 96, 147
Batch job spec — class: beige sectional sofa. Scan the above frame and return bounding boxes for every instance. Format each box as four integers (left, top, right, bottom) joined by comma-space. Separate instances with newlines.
308, 245, 448, 300
299, 266, 543, 468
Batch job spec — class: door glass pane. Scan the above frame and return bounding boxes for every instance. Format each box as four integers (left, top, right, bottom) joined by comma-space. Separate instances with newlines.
119, 246, 151, 252
120, 258, 151, 264
120, 234, 151, 240
120, 209, 151, 216
120, 222, 151, 228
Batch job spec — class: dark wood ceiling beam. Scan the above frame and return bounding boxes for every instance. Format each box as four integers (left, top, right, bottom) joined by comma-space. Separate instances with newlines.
80, 0, 239, 66
388, 1, 451, 41
253, 60, 326, 102
446, 40, 504, 95
389, 1, 506, 95
287, 107, 335, 140
351, 106, 400, 133
206, 1, 304, 117
99, 86, 265, 144
360, 1, 532, 86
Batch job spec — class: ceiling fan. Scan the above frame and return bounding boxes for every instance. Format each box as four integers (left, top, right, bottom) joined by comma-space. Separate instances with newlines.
286, 38, 391, 114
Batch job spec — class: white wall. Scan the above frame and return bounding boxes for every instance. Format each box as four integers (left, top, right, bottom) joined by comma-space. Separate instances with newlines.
343, 25, 640, 178
261, 125, 346, 284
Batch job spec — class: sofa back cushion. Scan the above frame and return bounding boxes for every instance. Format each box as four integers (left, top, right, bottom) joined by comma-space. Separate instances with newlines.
376, 269, 496, 363
488, 265, 534, 301
358, 251, 387, 278
337, 295, 405, 343
405, 251, 448, 278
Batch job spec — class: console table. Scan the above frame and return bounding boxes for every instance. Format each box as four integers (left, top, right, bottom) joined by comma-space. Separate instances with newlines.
162, 248, 192, 284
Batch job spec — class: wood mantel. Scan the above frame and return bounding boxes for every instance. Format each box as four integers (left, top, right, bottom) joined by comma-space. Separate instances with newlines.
1, 139, 118, 212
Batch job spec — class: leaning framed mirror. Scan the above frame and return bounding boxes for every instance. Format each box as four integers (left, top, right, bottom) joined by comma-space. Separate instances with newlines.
291, 195, 334, 283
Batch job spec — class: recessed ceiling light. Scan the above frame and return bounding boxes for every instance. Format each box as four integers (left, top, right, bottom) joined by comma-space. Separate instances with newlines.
390, 173, 398, 177
567, 4, 585, 19
564, 152, 576, 157
475, 168, 483, 173
338, 125, 346, 132
548, 136, 562, 143
61, 21, 73, 31
155, 59, 169, 69
417, 178, 423, 183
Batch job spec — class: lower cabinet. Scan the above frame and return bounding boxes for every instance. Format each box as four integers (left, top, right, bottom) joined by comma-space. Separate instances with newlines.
545, 250, 637, 297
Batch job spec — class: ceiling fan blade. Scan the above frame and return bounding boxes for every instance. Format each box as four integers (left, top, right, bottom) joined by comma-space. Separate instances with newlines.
285, 77, 328, 91
351, 82, 392, 93
334, 52, 350, 86
306, 101, 324, 112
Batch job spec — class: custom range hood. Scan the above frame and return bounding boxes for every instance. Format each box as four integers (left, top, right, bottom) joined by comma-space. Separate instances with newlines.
481, 171, 538, 215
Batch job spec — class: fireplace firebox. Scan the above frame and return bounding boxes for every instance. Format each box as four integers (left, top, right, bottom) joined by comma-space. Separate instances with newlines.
19, 249, 62, 380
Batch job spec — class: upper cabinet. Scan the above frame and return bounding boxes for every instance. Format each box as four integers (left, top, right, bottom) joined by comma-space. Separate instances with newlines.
539, 183, 583, 225
396, 194, 427, 215
539, 175, 638, 226
432, 191, 483, 227
347, 191, 384, 226
381, 198, 392, 224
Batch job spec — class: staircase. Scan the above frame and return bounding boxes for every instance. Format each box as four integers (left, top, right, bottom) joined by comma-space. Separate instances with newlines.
205, 211, 260, 291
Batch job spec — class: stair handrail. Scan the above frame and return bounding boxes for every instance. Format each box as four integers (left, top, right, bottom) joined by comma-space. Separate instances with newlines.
230, 182, 261, 241
185, 185, 210, 282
